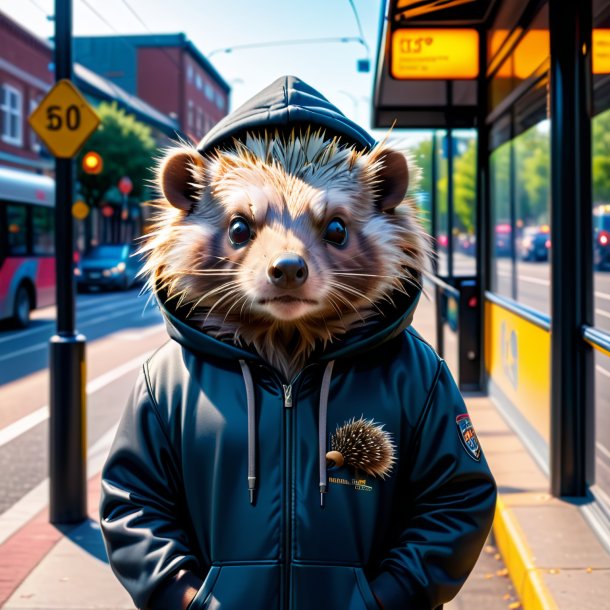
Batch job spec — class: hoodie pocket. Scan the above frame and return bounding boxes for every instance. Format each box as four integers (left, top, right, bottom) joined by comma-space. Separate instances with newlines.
189, 563, 280, 610
291, 564, 380, 610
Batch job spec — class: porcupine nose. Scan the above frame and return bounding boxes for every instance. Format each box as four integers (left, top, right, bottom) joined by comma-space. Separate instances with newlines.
267, 253, 308, 289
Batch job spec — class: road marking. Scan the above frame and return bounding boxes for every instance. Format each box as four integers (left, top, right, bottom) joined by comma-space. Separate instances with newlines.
0, 423, 118, 546
0, 302, 157, 362
0, 292, 147, 345
115, 324, 165, 340
0, 353, 148, 448
595, 308, 610, 320
595, 291, 610, 302
596, 364, 610, 379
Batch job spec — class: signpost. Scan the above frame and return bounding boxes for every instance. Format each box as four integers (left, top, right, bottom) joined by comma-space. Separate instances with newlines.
28, 0, 99, 524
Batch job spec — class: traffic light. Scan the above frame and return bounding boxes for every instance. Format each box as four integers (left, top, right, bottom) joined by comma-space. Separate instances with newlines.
82, 151, 103, 175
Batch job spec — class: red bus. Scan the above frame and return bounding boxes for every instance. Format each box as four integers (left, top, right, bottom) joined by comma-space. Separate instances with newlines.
0, 166, 55, 327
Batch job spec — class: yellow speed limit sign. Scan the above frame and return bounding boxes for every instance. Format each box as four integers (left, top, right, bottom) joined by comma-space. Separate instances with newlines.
28, 79, 100, 158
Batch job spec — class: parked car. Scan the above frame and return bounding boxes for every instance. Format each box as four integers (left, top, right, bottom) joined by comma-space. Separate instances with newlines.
75, 244, 142, 291
494, 223, 512, 257
594, 204, 610, 270
520, 225, 551, 261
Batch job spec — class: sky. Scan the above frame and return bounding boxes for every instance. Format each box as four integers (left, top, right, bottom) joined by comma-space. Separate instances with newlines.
1, 0, 390, 135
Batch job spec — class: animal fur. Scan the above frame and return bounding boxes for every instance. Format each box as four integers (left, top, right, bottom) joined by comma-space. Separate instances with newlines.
140, 129, 430, 379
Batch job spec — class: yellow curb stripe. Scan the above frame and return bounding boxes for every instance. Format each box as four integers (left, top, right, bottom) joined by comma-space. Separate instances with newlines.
493, 497, 558, 610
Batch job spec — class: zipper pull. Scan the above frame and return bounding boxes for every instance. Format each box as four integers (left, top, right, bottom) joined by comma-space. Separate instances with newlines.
283, 384, 293, 408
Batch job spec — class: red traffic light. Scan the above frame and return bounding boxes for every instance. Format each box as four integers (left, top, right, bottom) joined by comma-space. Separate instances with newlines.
82, 151, 103, 175
118, 176, 133, 195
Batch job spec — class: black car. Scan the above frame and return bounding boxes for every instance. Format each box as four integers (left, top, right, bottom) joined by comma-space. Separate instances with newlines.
594, 205, 610, 270
75, 244, 142, 291
520, 225, 551, 261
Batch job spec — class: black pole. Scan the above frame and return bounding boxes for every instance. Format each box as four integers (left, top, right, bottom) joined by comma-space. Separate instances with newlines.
549, 0, 592, 497
431, 132, 444, 357
49, 0, 87, 524
446, 82, 454, 281
475, 26, 488, 391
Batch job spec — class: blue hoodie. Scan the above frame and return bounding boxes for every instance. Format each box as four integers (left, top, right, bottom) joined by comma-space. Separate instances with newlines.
100, 76, 496, 610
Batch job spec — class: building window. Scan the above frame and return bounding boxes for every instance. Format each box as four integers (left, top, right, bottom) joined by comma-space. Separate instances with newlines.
1, 84, 23, 146
205, 83, 214, 100
30, 97, 41, 151
187, 64, 194, 83
195, 74, 202, 91
188, 100, 194, 130
215, 91, 225, 110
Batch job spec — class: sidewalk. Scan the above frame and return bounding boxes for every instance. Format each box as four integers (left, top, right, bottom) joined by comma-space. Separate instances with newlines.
1, 304, 608, 609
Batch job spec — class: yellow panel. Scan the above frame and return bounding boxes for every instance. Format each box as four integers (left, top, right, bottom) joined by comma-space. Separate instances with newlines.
593, 29, 610, 74
485, 300, 550, 443
391, 29, 479, 80
514, 30, 549, 79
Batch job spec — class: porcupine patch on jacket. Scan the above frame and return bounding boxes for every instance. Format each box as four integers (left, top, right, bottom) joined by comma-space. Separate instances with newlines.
139, 129, 430, 379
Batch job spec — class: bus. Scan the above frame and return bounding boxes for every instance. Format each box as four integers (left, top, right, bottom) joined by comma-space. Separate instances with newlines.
0, 166, 55, 328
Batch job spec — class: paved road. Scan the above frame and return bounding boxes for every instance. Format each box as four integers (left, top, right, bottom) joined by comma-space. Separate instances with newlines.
0, 288, 166, 514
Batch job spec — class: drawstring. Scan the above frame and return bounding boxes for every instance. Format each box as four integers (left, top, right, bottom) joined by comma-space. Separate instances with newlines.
239, 359, 257, 505
318, 360, 335, 508
239, 358, 335, 509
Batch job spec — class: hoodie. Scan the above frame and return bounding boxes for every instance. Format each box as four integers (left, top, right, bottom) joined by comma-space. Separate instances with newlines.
100, 76, 497, 610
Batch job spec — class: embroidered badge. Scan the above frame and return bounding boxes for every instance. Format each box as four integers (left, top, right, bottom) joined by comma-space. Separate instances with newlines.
456, 414, 481, 461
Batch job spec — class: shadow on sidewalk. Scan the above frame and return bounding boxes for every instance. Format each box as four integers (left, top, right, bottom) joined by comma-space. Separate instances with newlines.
57, 518, 109, 564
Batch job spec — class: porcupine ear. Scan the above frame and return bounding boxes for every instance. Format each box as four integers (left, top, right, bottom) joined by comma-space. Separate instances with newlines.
158, 148, 205, 211
373, 149, 409, 212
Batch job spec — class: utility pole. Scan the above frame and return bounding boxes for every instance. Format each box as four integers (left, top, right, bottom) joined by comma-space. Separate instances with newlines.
49, 0, 87, 523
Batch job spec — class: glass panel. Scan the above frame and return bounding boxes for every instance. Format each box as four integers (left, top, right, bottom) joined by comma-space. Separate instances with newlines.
490, 141, 513, 298
7, 204, 27, 255
592, 110, 610, 333
435, 130, 449, 276
514, 119, 551, 315
594, 350, 610, 502
452, 129, 477, 276
32, 206, 54, 256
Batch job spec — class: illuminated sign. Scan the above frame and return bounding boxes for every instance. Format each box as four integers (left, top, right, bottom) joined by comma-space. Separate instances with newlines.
593, 29, 610, 74
391, 29, 479, 80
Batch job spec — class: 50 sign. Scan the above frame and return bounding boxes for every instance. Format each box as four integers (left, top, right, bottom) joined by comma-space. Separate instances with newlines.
45, 104, 82, 132
28, 79, 100, 158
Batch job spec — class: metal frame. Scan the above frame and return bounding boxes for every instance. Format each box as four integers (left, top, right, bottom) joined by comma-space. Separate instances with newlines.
548, 0, 593, 497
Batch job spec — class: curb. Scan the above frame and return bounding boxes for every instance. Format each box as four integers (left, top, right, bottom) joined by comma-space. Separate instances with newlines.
493, 496, 557, 610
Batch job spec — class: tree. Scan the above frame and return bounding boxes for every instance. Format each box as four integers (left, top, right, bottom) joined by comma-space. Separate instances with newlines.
76, 102, 156, 209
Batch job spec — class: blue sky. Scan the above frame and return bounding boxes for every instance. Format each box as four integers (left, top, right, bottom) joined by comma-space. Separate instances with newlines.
2, 0, 385, 132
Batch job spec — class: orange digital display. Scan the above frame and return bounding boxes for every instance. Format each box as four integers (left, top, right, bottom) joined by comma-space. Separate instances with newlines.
593, 29, 610, 74
391, 29, 479, 80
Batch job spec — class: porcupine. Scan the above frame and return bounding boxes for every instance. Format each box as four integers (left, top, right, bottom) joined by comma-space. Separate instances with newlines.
140, 129, 430, 382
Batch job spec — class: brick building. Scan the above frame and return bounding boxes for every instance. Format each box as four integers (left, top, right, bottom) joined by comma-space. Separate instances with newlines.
0, 11, 53, 173
73, 34, 230, 143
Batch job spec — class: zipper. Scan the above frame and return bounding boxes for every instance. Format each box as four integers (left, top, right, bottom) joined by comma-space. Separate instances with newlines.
283, 386, 293, 609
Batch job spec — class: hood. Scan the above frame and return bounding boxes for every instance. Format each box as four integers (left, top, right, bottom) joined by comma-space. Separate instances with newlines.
197, 75, 376, 155
159, 75, 421, 368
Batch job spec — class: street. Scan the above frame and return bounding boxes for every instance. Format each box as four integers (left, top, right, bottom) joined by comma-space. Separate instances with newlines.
0, 288, 166, 535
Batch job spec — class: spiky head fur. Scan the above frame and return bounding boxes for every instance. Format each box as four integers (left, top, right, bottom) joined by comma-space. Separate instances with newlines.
140, 129, 430, 379
330, 417, 396, 479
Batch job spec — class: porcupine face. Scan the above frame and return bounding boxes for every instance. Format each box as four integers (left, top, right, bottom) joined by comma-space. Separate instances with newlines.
141, 131, 428, 375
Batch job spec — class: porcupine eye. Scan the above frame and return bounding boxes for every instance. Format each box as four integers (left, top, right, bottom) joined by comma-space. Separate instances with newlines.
228, 216, 252, 247
323, 217, 348, 247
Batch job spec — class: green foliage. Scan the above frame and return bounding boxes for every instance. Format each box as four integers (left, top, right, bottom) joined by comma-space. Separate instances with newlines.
76, 102, 156, 207
593, 109, 610, 203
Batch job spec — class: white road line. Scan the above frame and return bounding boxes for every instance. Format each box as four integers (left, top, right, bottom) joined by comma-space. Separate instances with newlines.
0, 353, 148, 448
0, 423, 118, 546
115, 324, 165, 341
596, 441, 610, 462
595, 309, 610, 320
0, 302, 154, 362
0, 294, 147, 345
596, 364, 610, 379
595, 291, 610, 302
